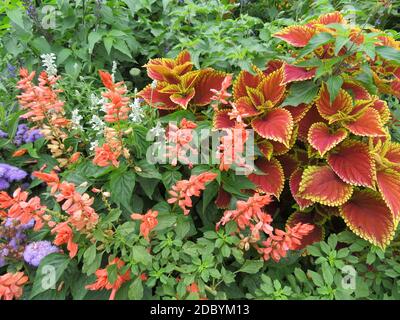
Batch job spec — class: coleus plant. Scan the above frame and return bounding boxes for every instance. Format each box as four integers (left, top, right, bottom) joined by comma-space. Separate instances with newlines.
137, 50, 227, 110
213, 11, 400, 249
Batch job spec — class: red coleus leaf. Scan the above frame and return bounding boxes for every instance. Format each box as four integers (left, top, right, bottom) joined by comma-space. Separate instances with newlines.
258, 141, 274, 160
213, 109, 235, 129
286, 211, 324, 249
192, 69, 227, 106
290, 168, 313, 210
236, 97, 262, 118
371, 98, 391, 125
273, 25, 316, 47
316, 84, 353, 122
277, 154, 299, 180
264, 60, 284, 75
344, 108, 386, 137
248, 158, 284, 199
376, 168, 400, 222
298, 106, 326, 142
282, 64, 316, 84
299, 165, 353, 207
391, 78, 400, 99
317, 11, 344, 25
327, 140, 375, 188
169, 90, 196, 109
284, 103, 312, 123
340, 190, 395, 248
342, 81, 371, 100
259, 67, 286, 105
138, 84, 178, 110
308, 122, 348, 156
384, 142, 400, 166
269, 125, 298, 156
233, 69, 264, 100
252, 108, 294, 147
215, 187, 231, 209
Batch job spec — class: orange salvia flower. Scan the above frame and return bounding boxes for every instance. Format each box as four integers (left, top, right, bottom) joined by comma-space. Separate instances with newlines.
93, 143, 120, 167
99, 70, 130, 123
12, 149, 27, 157
86, 258, 131, 300
51, 222, 78, 258
131, 209, 159, 240
168, 172, 218, 215
0, 272, 29, 300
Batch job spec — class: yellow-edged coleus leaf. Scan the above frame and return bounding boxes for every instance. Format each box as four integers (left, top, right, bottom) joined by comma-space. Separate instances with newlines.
270, 124, 298, 156
258, 67, 286, 106
277, 153, 299, 180
371, 97, 391, 125
316, 84, 353, 123
248, 157, 285, 199
316, 11, 344, 25
233, 68, 264, 100
286, 211, 325, 249
383, 141, 400, 169
284, 103, 312, 123
307, 122, 348, 156
246, 87, 265, 108
376, 168, 400, 222
327, 140, 375, 188
213, 109, 236, 129
192, 68, 227, 106
290, 168, 314, 210
298, 106, 326, 142
273, 25, 316, 47
257, 141, 274, 160
137, 83, 178, 110
282, 64, 316, 84
344, 107, 387, 137
252, 108, 294, 147
299, 165, 353, 206
235, 97, 262, 118
340, 190, 396, 249
342, 81, 371, 100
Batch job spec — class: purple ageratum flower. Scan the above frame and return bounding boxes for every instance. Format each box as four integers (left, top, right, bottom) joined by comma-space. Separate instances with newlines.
0, 164, 28, 185
23, 129, 43, 143
23, 241, 60, 267
14, 124, 28, 146
0, 130, 7, 139
0, 179, 10, 190
4, 218, 34, 230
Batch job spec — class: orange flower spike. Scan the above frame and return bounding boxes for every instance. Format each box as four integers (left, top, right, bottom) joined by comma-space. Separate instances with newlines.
51, 222, 78, 258
86, 258, 131, 300
210, 74, 233, 105
0, 272, 29, 300
93, 143, 121, 167
98, 70, 130, 123
32, 170, 61, 194
12, 149, 27, 157
131, 209, 159, 241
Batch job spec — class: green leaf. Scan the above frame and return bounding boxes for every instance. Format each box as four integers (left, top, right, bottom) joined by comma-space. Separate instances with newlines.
308, 270, 324, 287
110, 170, 136, 211
239, 260, 263, 274
88, 31, 103, 54
298, 33, 333, 58
202, 181, 218, 213
57, 48, 72, 65
131, 246, 152, 266
83, 245, 97, 267
128, 278, 143, 300
376, 46, 400, 65
175, 215, 191, 239
102, 208, 122, 224
282, 81, 319, 107
6, 8, 25, 29
31, 37, 52, 54
161, 170, 182, 189
103, 37, 114, 55
326, 76, 343, 103
322, 263, 334, 286
114, 39, 132, 58
30, 254, 70, 299
107, 263, 118, 285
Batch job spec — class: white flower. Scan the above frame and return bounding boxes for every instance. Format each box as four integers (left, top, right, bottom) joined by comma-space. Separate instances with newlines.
90, 140, 99, 151
71, 109, 83, 130
89, 115, 105, 133
150, 122, 165, 138
129, 98, 144, 123
40, 53, 57, 76
111, 60, 118, 82
151, 80, 158, 89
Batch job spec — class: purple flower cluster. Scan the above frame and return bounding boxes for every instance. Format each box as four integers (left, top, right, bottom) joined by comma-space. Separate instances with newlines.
23, 241, 59, 267
0, 130, 7, 139
14, 124, 43, 146
0, 163, 28, 190
22, 0, 38, 20
0, 218, 34, 267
